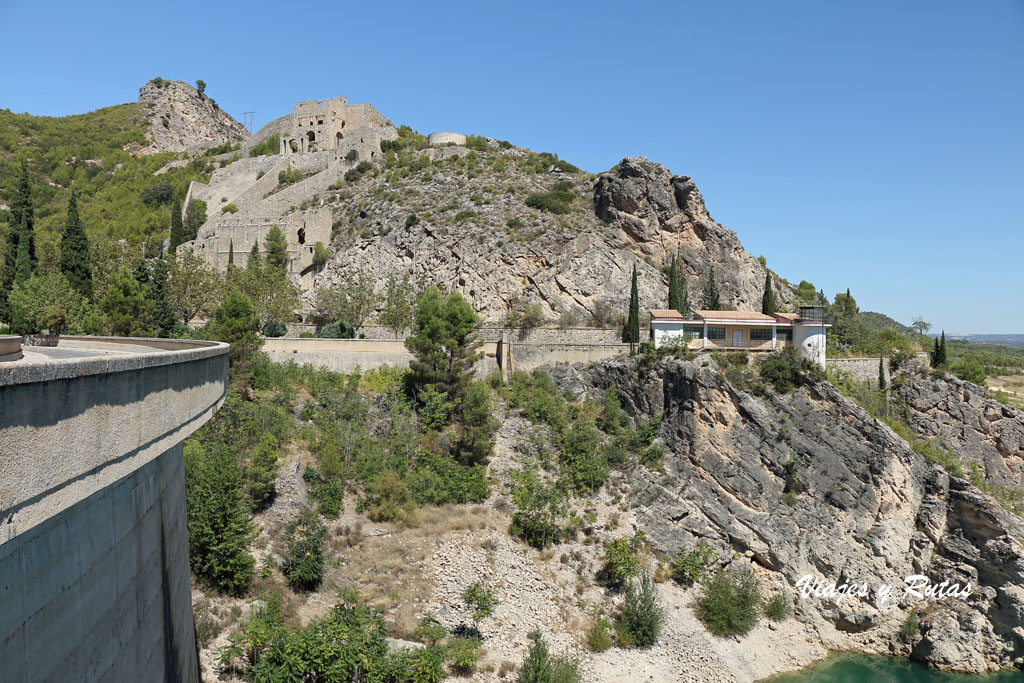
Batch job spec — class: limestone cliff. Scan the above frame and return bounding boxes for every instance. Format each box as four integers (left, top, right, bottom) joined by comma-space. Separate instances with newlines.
137, 79, 248, 155
311, 149, 793, 323
549, 357, 1024, 674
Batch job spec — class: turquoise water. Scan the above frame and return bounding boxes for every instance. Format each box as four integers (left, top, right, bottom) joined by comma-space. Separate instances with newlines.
769, 653, 1024, 682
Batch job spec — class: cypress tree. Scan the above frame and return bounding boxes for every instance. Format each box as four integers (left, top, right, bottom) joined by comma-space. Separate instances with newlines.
13, 215, 33, 285
878, 353, 887, 391
668, 255, 680, 311
678, 278, 691, 317
624, 264, 639, 347
149, 255, 177, 337
1, 160, 35, 321
227, 239, 234, 266
702, 267, 721, 310
169, 199, 185, 252
59, 190, 93, 301
264, 225, 288, 271
932, 337, 941, 368
133, 257, 151, 287
938, 330, 947, 367
183, 199, 206, 242
761, 271, 776, 316
247, 241, 261, 270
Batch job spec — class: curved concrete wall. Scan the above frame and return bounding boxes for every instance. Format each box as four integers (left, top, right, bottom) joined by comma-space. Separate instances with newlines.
427, 131, 467, 146
0, 337, 228, 683
0, 335, 21, 362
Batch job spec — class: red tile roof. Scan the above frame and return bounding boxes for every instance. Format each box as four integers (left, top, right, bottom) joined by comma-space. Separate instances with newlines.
649, 309, 686, 320
693, 309, 776, 322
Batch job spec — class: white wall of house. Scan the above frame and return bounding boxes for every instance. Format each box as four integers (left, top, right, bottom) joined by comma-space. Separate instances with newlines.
794, 324, 827, 366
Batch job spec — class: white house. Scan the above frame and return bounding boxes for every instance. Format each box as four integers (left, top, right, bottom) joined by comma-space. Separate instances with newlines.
649, 306, 829, 366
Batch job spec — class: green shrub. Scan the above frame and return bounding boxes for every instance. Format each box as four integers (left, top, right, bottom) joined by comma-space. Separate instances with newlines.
695, 566, 762, 636
304, 466, 344, 518
462, 581, 499, 625
763, 592, 791, 621
465, 135, 490, 151
604, 531, 645, 585
319, 320, 355, 338
448, 636, 481, 674
952, 358, 987, 385
222, 202, 238, 214
413, 613, 448, 645
759, 345, 825, 393
616, 573, 664, 648
525, 192, 570, 214
516, 630, 581, 683
362, 470, 417, 525
278, 166, 305, 186
454, 209, 476, 222
262, 321, 287, 337
299, 331, 314, 338
899, 612, 920, 639
510, 512, 563, 550
587, 617, 614, 652
405, 647, 445, 683
248, 134, 280, 157
282, 510, 326, 591
345, 149, 359, 162
672, 541, 718, 586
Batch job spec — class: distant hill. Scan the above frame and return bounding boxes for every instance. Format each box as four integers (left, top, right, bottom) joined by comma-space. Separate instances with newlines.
860, 311, 913, 334
945, 334, 1024, 348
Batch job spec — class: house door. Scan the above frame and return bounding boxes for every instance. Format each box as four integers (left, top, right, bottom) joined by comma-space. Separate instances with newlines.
732, 330, 743, 348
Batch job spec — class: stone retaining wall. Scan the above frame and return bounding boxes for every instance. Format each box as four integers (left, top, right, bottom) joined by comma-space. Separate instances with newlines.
826, 357, 890, 385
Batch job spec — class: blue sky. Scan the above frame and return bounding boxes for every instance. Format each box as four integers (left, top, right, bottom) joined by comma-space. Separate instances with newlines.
1, 1, 1021, 333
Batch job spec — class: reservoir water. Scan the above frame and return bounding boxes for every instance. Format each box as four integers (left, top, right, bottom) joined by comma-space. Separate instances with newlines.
769, 653, 1024, 682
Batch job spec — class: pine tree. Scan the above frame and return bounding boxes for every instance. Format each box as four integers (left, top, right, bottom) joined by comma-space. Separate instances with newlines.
624, 264, 639, 347
168, 199, 185, 252
227, 239, 234, 266
133, 257, 151, 287
761, 271, 776, 316
667, 255, 680, 311
264, 225, 288, 271
702, 267, 721, 310
59, 190, 93, 302
149, 255, 177, 337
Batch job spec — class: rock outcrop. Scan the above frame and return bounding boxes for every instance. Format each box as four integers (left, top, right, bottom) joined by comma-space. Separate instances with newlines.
311, 149, 793, 323
137, 79, 248, 155
549, 357, 1024, 673
899, 371, 1024, 491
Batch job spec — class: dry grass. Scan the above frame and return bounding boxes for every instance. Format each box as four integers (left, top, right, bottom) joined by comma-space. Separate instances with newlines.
987, 375, 1024, 410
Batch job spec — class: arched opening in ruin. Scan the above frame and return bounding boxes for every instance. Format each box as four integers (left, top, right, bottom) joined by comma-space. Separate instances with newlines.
335, 132, 343, 147
297, 227, 306, 245
306, 131, 316, 143
289, 139, 298, 153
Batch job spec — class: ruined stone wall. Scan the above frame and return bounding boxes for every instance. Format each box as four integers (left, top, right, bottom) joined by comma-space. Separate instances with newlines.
428, 132, 467, 146
826, 357, 890, 385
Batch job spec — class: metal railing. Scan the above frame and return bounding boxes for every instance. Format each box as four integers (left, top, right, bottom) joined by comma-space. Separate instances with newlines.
689, 339, 790, 351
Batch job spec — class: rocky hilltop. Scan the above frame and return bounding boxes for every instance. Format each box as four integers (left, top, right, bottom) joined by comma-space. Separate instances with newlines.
310, 151, 794, 322
548, 356, 1024, 675
137, 78, 248, 155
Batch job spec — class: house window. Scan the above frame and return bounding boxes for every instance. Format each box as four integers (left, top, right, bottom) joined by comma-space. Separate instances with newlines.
707, 327, 725, 340
750, 328, 772, 341
683, 326, 704, 339
777, 329, 793, 341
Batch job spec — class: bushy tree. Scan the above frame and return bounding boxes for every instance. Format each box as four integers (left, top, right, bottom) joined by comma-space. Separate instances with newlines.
233, 256, 300, 328
8, 272, 83, 335
100, 268, 153, 336
168, 249, 221, 323
210, 289, 262, 366
761, 271, 776, 316
454, 380, 497, 466
58, 190, 92, 301
517, 630, 581, 683
183, 440, 256, 595
313, 268, 377, 330
380, 271, 413, 338
283, 509, 326, 592
405, 286, 482, 399
702, 267, 721, 310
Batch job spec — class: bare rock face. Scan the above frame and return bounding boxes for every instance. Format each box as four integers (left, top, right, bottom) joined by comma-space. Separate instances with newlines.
549, 357, 1024, 674
899, 371, 1024, 490
593, 157, 792, 311
313, 150, 790, 323
137, 79, 248, 155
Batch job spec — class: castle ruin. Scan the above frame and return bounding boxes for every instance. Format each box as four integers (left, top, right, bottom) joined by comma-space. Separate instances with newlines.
180, 96, 397, 288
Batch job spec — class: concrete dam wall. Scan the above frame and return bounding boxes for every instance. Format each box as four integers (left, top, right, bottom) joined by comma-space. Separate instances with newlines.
0, 336, 228, 682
